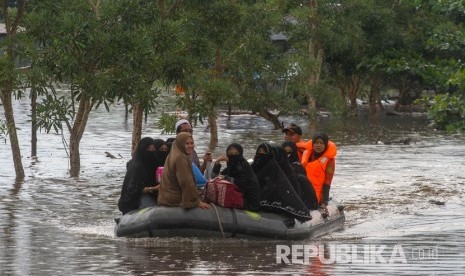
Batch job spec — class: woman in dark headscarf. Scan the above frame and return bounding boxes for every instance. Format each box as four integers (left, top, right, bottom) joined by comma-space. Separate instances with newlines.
276, 144, 318, 210
282, 141, 306, 176
157, 132, 210, 209
154, 139, 169, 166
251, 143, 311, 221
165, 137, 175, 153
118, 137, 160, 214
212, 143, 261, 211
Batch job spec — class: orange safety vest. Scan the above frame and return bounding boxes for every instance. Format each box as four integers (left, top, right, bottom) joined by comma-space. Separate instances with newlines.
296, 140, 307, 162
302, 141, 337, 204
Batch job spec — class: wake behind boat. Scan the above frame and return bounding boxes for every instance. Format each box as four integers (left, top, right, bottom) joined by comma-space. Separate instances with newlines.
115, 199, 345, 240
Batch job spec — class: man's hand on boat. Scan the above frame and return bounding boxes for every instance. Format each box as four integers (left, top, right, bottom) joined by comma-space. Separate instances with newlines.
198, 201, 210, 209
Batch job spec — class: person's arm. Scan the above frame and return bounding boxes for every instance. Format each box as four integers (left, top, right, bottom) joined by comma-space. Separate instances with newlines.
211, 162, 222, 178
321, 158, 335, 207
212, 155, 228, 177
143, 185, 159, 194
199, 152, 212, 173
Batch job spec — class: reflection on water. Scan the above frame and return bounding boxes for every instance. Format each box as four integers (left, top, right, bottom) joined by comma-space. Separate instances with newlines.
1, 99, 465, 274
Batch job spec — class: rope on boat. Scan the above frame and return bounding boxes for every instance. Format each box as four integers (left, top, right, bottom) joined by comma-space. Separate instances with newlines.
210, 203, 225, 238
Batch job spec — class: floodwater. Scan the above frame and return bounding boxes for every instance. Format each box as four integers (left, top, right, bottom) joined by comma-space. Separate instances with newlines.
1, 96, 465, 275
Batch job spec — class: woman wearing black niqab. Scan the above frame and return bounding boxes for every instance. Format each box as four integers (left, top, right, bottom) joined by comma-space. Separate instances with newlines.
212, 143, 261, 211
118, 137, 161, 214
154, 139, 169, 166
251, 143, 311, 221
276, 144, 318, 210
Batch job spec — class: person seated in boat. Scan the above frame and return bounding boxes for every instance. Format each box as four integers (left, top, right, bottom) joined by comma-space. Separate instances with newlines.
282, 141, 306, 176
153, 138, 170, 189
251, 143, 311, 221
301, 132, 337, 217
164, 136, 207, 189
157, 132, 210, 209
282, 123, 307, 162
211, 143, 261, 211
174, 119, 212, 174
118, 137, 164, 215
154, 139, 169, 161
276, 144, 318, 210
192, 162, 207, 188
165, 137, 175, 152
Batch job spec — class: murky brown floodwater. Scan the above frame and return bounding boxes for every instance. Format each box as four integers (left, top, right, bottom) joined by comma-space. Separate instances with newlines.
1, 96, 464, 275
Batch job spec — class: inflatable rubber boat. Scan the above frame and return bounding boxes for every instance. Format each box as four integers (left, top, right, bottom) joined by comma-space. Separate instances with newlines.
115, 199, 345, 240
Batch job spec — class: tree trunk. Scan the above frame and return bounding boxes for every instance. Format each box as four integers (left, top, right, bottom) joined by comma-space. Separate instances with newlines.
306, 0, 323, 122
124, 101, 129, 121
31, 87, 37, 157
208, 113, 218, 151
1, 3, 26, 181
306, 39, 324, 122
131, 103, 144, 156
369, 75, 383, 115
258, 108, 282, 130
69, 98, 93, 177
1, 92, 25, 181
339, 75, 361, 116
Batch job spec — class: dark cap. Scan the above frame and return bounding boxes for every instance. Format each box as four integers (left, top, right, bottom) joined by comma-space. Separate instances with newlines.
282, 124, 302, 135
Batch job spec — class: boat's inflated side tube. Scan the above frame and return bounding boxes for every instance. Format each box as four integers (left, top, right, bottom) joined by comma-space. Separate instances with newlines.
115, 200, 345, 240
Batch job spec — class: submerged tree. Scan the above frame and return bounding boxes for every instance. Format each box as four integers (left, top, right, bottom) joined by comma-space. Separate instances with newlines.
0, 0, 26, 181
172, 0, 244, 149
107, 0, 182, 154
24, 0, 135, 177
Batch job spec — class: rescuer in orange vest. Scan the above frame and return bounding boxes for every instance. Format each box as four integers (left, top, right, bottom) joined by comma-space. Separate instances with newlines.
301, 132, 337, 217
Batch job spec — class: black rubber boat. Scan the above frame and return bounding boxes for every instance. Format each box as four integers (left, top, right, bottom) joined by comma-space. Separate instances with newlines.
115, 200, 345, 240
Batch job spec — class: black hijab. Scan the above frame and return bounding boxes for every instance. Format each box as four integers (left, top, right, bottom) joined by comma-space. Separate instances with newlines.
282, 141, 300, 163
252, 143, 311, 220
221, 143, 261, 211
154, 138, 168, 166
165, 137, 175, 153
275, 145, 318, 210
118, 137, 157, 214
225, 143, 245, 176
251, 143, 275, 173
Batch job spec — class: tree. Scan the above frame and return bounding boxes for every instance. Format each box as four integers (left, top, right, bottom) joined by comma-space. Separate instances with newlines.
411, 0, 465, 131
0, 0, 26, 181
24, 0, 133, 177
172, 0, 248, 149
106, 0, 182, 154
280, 0, 328, 121
228, 1, 301, 130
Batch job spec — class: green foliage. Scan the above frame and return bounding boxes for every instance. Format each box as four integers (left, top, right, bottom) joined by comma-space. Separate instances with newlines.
312, 81, 349, 116
0, 53, 17, 92
157, 112, 178, 135
34, 93, 73, 134
4, 0, 465, 140
418, 94, 465, 131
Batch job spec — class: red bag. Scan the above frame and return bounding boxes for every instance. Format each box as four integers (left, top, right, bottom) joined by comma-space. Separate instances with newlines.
205, 177, 244, 209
